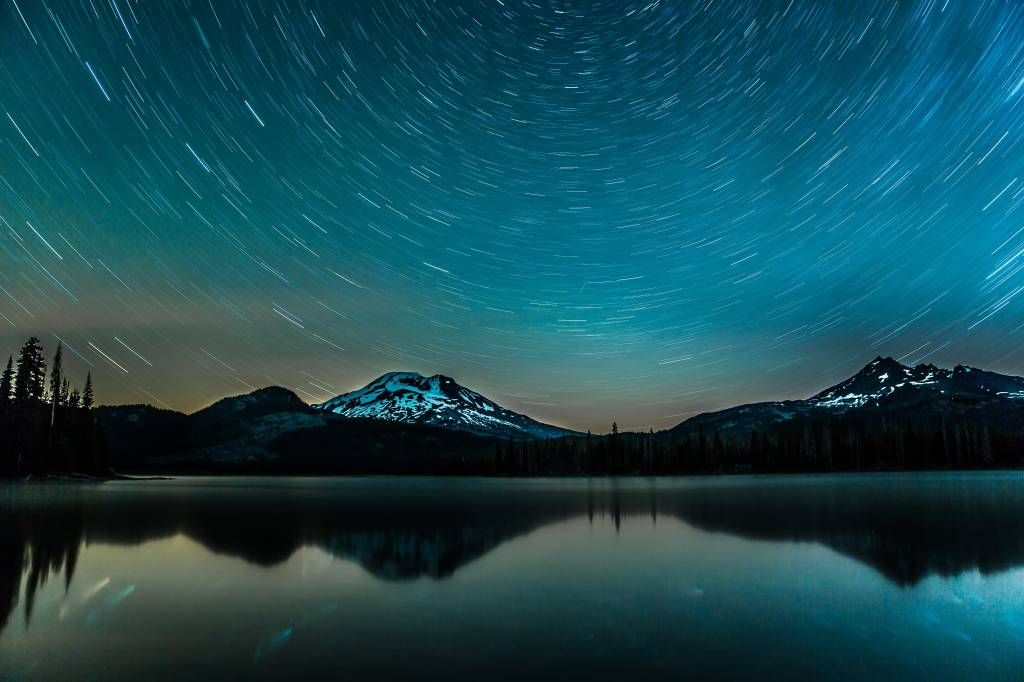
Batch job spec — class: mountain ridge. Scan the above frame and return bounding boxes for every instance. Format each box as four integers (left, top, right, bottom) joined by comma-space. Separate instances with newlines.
92, 356, 1024, 475
95, 371, 578, 473
668, 356, 1024, 440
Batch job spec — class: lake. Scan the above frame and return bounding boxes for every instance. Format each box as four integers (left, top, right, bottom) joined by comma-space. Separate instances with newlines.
2, 473, 1024, 680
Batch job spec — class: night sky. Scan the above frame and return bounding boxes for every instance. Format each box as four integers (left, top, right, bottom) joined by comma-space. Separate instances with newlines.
3, 1, 1024, 432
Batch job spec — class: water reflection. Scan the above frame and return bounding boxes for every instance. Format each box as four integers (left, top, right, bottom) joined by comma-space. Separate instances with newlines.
3, 473, 1024, 635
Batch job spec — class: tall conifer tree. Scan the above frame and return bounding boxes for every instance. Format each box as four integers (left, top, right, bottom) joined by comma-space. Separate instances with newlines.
0, 356, 12, 406
14, 337, 46, 404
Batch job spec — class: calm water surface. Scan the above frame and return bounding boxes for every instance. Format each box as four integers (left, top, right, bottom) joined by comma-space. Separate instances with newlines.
2, 473, 1024, 680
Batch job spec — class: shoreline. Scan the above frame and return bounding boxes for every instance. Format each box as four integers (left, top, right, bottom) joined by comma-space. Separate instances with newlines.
7, 468, 1024, 482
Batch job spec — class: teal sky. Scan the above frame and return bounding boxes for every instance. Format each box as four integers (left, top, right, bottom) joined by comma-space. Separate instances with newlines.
3, 1, 1024, 431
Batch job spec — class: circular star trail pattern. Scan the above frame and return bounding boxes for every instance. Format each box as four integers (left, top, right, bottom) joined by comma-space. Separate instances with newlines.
2, 1, 1024, 431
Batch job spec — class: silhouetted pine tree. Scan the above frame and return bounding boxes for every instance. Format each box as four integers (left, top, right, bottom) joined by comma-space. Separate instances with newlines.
82, 372, 94, 410
48, 346, 66, 462
0, 356, 12, 406
14, 337, 46, 404
48, 343, 64, 410
1, 337, 106, 478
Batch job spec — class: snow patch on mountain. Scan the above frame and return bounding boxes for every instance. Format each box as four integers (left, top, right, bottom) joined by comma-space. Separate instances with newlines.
314, 372, 574, 439
810, 357, 1024, 412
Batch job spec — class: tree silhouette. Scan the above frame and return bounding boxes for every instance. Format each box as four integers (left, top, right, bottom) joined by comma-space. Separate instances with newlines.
1, 337, 106, 478
48, 344, 64, 437
82, 373, 94, 411
14, 337, 46, 404
0, 356, 12, 406
48, 343, 64, 409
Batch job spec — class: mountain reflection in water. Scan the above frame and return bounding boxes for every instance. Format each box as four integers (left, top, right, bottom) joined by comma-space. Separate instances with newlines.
3, 473, 1024, 635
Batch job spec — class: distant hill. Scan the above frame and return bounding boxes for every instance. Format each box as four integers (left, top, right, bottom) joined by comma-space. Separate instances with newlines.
95, 404, 192, 461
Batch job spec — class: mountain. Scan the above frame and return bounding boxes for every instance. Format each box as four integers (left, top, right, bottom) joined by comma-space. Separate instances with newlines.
96, 388, 325, 468
92, 357, 1024, 477
96, 386, 514, 474
670, 356, 1024, 439
811, 356, 1024, 409
188, 386, 316, 449
191, 385, 309, 425
664, 356, 1024, 472
94, 403, 192, 460
314, 371, 578, 439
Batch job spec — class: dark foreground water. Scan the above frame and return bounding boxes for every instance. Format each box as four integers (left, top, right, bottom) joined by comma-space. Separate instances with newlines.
2, 474, 1024, 680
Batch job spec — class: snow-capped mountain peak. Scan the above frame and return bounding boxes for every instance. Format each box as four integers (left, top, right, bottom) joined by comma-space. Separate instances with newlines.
314, 372, 575, 439
811, 357, 1024, 410
812, 357, 943, 409
670, 357, 1024, 440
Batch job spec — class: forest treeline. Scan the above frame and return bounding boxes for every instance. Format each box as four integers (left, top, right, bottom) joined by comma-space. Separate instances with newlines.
491, 416, 1024, 475
0, 336, 108, 478
98, 405, 1024, 476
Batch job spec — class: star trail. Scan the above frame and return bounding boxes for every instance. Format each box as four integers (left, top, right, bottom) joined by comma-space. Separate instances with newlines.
3, 0, 1024, 431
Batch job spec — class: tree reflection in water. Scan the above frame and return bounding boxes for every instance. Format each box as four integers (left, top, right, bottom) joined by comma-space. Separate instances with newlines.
3, 474, 1024, 634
